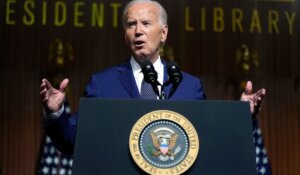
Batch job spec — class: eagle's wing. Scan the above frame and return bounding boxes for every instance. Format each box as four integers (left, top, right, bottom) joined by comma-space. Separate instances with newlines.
169, 134, 178, 150
150, 132, 160, 150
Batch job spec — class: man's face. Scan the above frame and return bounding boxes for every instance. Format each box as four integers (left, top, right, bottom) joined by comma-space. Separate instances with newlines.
124, 3, 168, 63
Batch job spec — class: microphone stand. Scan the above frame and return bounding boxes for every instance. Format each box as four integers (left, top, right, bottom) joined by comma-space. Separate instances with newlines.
160, 85, 166, 100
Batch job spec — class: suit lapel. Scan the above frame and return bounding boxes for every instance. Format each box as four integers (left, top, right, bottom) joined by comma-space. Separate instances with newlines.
118, 61, 141, 99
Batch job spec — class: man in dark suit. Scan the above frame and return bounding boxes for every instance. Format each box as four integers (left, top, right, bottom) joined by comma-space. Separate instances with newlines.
40, 0, 266, 166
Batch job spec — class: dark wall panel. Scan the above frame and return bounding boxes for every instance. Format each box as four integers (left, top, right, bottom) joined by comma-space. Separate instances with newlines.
0, 0, 299, 174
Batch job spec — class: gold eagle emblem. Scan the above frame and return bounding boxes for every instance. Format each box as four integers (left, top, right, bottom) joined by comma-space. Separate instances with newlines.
150, 131, 178, 156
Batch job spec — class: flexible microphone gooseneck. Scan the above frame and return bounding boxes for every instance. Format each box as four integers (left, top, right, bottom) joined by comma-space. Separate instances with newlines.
140, 60, 161, 98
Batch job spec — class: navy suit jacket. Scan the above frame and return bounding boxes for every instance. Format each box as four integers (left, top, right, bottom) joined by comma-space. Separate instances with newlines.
46, 60, 206, 154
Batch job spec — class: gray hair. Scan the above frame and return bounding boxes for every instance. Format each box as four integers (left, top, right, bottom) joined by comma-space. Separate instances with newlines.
122, 0, 168, 28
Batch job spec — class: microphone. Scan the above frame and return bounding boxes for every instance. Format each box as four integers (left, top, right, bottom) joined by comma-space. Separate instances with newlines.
167, 61, 183, 85
140, 60, 161, 97
167, 61, 182, 98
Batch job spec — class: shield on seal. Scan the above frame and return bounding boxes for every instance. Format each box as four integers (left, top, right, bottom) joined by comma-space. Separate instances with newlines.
160, 143, 169, 155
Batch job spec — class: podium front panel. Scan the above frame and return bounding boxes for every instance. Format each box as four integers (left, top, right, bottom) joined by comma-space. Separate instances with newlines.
72, 99, 257, 175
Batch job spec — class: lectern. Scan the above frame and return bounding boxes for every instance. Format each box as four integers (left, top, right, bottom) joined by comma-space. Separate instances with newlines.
72, 99, 257, 175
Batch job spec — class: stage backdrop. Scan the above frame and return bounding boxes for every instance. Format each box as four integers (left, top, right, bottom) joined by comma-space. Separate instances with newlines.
0, 0, 299, 175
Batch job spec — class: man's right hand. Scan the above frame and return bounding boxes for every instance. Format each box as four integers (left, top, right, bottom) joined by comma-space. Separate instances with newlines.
40, 78, 69, 113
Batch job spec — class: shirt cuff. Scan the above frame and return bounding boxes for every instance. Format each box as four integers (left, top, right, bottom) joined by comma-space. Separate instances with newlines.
44, 105, 65, 120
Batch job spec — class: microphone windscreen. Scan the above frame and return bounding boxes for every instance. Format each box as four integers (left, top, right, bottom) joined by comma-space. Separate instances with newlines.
167, 61, 182, 84
141, 60, 158, 84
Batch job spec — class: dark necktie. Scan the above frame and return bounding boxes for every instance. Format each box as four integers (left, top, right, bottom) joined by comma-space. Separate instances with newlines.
140, 79, 157, 99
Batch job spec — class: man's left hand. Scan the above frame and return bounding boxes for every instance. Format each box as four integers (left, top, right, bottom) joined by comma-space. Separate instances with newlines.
240, 81, 266, 116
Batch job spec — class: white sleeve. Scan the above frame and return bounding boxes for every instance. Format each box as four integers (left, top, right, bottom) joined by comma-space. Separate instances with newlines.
44, 105, 65, 120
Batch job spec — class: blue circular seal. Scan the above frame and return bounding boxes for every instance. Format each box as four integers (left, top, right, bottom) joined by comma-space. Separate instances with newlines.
129, 110, 200, 175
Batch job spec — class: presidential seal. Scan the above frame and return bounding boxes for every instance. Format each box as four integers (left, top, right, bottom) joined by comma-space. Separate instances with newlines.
129, 110, 199, 175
